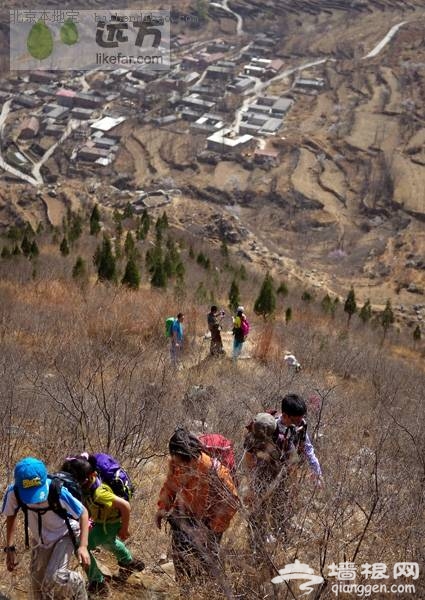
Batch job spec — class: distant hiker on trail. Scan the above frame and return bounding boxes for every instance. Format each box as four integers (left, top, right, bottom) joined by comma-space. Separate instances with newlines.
155, 427, 238, 583
283, 351, 301, 373
171, 312, 185, 368
232, 306, 249, 360
62, 456, 144, 596
207, 305, 225, 356
2, 457, 90, 600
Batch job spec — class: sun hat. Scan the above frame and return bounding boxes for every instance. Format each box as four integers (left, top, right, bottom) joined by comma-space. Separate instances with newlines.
252, 413, 277, 438
14, 457, 49, 504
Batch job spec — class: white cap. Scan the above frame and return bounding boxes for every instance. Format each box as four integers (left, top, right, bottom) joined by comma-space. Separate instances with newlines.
237, 306, 245, 313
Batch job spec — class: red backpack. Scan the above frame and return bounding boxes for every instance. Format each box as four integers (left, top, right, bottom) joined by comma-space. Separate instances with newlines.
199, 433, 236, 474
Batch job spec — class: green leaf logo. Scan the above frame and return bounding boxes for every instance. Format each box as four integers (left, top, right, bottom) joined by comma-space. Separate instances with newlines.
27, 21, 54, 60
60, 20, 79, 45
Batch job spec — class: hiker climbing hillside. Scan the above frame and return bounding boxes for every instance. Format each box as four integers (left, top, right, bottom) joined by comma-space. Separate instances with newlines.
276, 393, 322, 484
155, 427, 238, 583
62, 455, 144, 596
243, 395, 322, 548
207, 305, 226, 357
2, 457, 90, 600
232, 306, 249, 360
170, 312, 185, 368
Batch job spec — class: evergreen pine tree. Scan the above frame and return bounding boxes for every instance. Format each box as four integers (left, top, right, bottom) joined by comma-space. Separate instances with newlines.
21, 235, 32, 257
301, 290, 313, 302
72, 256, 86, 280
277, 282, 289, 297
60, 237, 70, 256
344, 287, 357, 325
285, 307, 292, 324
90, 204, 101, 235
124, 231, 135, 258
195, 281, 208, 303
321, 293, 333, 314
189, 245, 195, 259
254, 272, 276, 320
1, 246, 11, 258
113, 209, 123, 237
150, 261, 167, 288
122, 256, 141, 290
12, 244, 21, 256
228, 279, 240, 312
139, 209, 150, 239
98, 236, 117, 282
175, 260, 185, 280
68, 212, 83, 243
220, 239, 229, 258
381, 299, 394, 339
161, 211, 169, 229
30, 240, 39, 258
413, 325, 421, 344
238, 264, 247, 280
359, 299, 372, 324
123, 202, 134, 219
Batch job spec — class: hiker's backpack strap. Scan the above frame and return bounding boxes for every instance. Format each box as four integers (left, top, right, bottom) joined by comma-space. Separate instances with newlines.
14, 485, 49, 548
48, 478, 78, 553
13, 486, 30, 549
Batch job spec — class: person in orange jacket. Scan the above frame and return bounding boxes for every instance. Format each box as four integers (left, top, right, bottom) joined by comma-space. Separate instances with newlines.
155, 427, 238, 581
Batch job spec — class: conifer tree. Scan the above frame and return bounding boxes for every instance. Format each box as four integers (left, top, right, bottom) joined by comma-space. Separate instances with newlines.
238, 264, 247, 280
301, 290, 313, 302
72, 256, 86, 280
189, 245, 195, 259
123, 202, 133, 219
413, 325, 421, 344
381, 299, 394, 339
90, 204, 101, 235
68, 212, 83, 243
161, 211, 169, 229
21, 235, 32, 257
359, 299, 372, 324
277, 282, 289, 297
344, 287, 357, 325
60, 237, 70, 256
122, 256, 141, 290
138, 209, 150, 239
254, 272, 276, 320
124, 231, 135, 258
195, 281, 208, 303
1, 246, 11, 259
30, 240, 39, 258
220, 239, 229, 258
228, 279, 240, 312
97, 236, 116, 282
12, 244, 21, 256
113, 209, 123, 237
285, 307, 292, 324
321, 294, 332, 314
150, 261, 167, 288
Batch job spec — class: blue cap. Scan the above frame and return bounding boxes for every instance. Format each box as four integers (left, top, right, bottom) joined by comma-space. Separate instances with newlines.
14, 458, 49, 504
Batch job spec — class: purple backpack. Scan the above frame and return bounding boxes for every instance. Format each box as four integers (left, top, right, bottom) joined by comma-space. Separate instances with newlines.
241, 318, 250, 337
90, 453, 134, 501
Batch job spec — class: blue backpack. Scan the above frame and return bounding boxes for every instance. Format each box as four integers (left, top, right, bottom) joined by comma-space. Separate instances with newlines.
89, 453, 134, 501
